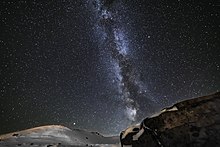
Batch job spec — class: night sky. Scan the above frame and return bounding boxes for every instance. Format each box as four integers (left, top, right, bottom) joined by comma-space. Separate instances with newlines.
0, 0, 220, 135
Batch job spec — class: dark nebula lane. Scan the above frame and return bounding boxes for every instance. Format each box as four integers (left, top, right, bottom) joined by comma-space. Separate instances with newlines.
89, 0, 160, 124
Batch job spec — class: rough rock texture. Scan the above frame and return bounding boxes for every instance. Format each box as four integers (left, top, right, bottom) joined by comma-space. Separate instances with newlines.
121, 92, 220, 147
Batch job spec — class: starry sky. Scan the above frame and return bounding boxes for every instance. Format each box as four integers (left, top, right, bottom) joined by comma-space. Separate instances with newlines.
0, 0, 220, 135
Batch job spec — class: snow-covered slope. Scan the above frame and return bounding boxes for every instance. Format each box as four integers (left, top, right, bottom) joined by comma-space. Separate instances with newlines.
0, 125, 120, 147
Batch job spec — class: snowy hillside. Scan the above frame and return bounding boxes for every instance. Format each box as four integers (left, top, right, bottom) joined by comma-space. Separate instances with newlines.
0, 125, 120, 147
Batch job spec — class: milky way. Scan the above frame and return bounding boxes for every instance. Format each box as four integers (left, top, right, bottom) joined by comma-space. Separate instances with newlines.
89, 0, 159, 122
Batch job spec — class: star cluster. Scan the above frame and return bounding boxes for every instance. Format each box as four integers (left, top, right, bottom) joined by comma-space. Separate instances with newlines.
0, 0, 219, 135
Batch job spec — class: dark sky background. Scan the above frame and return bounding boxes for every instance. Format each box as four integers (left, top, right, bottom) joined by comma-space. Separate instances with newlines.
0, 0, 219, 135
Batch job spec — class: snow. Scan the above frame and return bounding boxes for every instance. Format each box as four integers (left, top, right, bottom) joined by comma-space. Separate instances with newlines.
0, 125, 120, 147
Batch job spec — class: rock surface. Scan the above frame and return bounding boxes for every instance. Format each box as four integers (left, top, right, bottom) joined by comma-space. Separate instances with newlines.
120, 92, 220, 147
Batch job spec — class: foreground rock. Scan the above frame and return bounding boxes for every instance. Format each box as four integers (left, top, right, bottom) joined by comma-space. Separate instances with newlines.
121, 92, 220, 147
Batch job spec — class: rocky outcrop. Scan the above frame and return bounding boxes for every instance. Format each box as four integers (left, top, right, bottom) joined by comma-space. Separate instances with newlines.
120, 92, 220, 147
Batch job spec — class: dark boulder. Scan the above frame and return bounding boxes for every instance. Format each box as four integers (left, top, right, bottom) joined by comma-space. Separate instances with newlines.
120, 92, 220, 147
